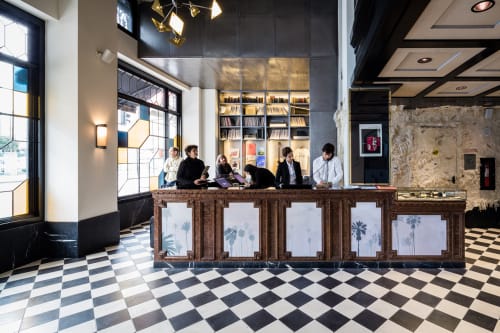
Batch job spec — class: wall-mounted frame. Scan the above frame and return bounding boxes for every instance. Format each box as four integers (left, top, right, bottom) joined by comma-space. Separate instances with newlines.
480, 158, 495, 190
359, 124, 382, 157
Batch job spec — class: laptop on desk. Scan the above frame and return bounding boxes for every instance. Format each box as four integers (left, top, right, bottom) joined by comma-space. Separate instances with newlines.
214, 177, 232, 188
233, 173, 246, 184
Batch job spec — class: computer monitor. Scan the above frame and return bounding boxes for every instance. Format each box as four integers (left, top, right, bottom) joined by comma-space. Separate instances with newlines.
214, 177, 232, 188
233, 173, 246, 184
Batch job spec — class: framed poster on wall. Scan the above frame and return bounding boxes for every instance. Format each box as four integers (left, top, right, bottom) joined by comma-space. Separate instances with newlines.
359, 124, 382, 157
480, 158, 495, 190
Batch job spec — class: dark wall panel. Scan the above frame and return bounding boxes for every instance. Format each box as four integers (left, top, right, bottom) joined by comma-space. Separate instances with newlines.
275, 15, 309, 56
239, 15, 275, 57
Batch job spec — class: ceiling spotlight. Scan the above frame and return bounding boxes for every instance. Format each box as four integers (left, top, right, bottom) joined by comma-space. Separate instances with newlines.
189, 2, 200, 17
151, 0, 223, 47
471, 0, 495, 12
417, 57, 432, 64
151, 17, 170, 32
456, 85, 468, 91
170, 34, 186, 47
151, 0, 165, 17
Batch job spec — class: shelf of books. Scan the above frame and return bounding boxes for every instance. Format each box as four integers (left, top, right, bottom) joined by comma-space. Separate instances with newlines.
218, 90, 309, 176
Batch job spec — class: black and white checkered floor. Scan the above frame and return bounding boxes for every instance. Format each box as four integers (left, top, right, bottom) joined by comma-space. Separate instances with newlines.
1, 224, 498, 333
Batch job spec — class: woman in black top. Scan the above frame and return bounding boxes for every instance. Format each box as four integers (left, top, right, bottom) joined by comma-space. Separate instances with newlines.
275, 146, 303, 187
176, 145, 208, 189
216, 154, 233, 178
243, 164, 275, 189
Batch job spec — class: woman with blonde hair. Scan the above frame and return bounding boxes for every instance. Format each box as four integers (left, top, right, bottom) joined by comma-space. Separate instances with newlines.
216, 154, 233, 178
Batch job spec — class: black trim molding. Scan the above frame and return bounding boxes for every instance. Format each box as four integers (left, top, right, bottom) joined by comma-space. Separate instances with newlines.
44, 211, 120, 258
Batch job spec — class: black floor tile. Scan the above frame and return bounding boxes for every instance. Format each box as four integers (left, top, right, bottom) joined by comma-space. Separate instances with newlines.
260, 276, 286, 289
316, 309, 350, 331
253, 291, 281, 308
232, 276, 257, 289
21, 309, 60, 330
381, 291, 409, 307
169, 309, 203, 331
125, 290, 154, 307
285, 291, 313, 307
349, 291, 377, 307
317, 276, 342, 289
402, 276, 427, 289
221, 291, 249, 307
90, 277, 117, 289
280, 309, 313, 331
463, 309, 498, 331
96, 309, 131, 331
204, 276, 229, 289
317, 291, 344, 307
458, 276, 484, 289
412, 291, 441, 307
289, 276, 314, 289
374, 276, 398, 289
58, 309, 94, 331
354, 309, 386, 330
188, 290, 217, 307
243, 309, 276, 331
206, 309, 239, 331
92, 291, 123, 307
133, 309, 167, 332
389, 309, 424, 331
61, 291, 92, 307
444, 290, 474, 308
28, 291, 61, 307
157, 291, 186, 307
426, 309, 460, 331
430, 276, 455, 289
346, 276, 370, 289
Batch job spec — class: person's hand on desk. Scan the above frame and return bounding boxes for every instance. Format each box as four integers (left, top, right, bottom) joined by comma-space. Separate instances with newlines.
194, 175, 207, 185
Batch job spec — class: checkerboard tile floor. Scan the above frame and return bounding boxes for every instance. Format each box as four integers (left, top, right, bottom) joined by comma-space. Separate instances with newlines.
1, 224, 498, 333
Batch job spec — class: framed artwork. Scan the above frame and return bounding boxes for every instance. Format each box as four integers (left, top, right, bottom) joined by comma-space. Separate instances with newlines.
359, 124, 382, 157
480, 158, 495, 190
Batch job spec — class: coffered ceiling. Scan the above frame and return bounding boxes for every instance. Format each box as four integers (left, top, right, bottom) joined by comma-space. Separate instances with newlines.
352, 0, 500, 107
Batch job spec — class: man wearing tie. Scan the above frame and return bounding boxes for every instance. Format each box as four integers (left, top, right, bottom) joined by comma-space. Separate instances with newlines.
312, 143, 343, 188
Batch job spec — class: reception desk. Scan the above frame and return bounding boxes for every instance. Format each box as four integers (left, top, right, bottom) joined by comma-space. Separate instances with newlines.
152, 188, 465, 268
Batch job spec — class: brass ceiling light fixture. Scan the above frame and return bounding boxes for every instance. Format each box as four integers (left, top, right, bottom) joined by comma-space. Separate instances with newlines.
151, 0, 223, 47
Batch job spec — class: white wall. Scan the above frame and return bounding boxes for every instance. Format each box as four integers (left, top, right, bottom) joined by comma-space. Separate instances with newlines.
45, 0, 79, 221
181, 88, 218, 177
336, 0, 356, 185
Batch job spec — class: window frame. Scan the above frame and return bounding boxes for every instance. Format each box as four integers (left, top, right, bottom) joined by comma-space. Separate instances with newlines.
117, 61, 181, 200
0, 1, 45, 228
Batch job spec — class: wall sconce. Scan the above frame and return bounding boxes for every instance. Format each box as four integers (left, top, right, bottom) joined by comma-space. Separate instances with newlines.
96, 124, 108, 149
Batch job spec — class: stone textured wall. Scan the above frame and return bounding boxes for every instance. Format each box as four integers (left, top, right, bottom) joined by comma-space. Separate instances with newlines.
390, 105, 499, 211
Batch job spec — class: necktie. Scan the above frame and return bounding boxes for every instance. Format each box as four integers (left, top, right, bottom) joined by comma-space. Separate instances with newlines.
325, 160, 329, 182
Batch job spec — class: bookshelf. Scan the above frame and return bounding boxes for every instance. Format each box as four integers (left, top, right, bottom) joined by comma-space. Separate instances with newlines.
218, 90, 310, 176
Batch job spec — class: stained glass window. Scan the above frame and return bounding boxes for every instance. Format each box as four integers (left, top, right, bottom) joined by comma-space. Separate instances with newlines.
118, 65, 181, 197
0, 4, 43, 222
117, 0, 133, 33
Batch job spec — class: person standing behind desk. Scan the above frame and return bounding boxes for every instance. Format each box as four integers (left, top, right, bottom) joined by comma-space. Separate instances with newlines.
275, 146, 303, 187
215, 154, 233, 178
163, 147, 181, 187
243, 164, 275, 189
176, 145, 208, 189
312, 143, 343, 188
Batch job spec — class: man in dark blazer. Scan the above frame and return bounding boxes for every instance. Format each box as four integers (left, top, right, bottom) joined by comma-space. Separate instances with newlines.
275, 147, 303, 187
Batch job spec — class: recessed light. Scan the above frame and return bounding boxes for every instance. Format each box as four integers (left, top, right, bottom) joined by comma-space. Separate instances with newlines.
471, 0, 495, 12
417, 57, 432, 64
456, 86, 468, 91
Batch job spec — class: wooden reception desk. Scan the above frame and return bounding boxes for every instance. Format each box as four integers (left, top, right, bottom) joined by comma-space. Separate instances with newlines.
152, 188, 465, 268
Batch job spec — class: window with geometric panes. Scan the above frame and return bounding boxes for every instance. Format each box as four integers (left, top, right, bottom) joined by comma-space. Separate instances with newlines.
0, 4, 44, 222
117, 63, 181, 197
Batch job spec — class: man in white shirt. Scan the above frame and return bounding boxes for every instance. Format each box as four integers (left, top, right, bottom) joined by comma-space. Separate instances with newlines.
312, 143, 343, 188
